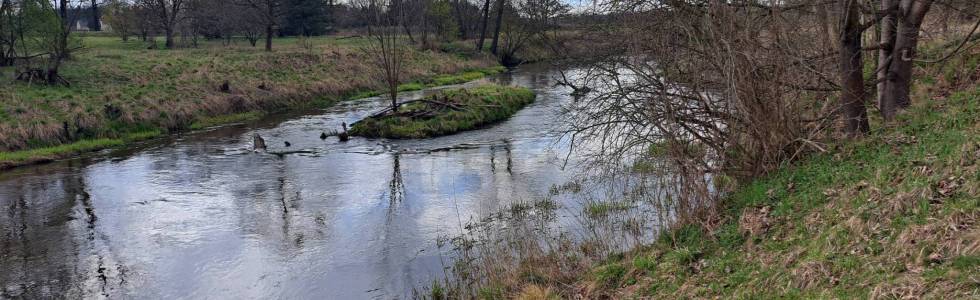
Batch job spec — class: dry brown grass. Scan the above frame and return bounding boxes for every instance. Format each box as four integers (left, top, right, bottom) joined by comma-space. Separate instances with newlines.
0, 36, 496, 152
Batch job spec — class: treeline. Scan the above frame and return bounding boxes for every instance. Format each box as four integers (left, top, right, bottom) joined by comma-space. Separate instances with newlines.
94, 0, 570, 52
1, 0, 572, 84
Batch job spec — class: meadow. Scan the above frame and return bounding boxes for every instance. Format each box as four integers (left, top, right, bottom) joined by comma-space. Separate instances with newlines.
0, 35, 499, 167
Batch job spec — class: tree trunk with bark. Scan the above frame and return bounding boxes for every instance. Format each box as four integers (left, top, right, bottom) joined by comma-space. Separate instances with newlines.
476, 0, 490, 52
877, 0, 896, 110
490, 0, 505, 55
265, 24, 273, 51
880, 0, 934, 121
838, 0, 870, 135
165, 28, 175, 48
91, 0, 101, 31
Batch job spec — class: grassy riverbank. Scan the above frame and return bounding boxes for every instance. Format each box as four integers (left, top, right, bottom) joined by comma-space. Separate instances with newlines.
573, 86, 979, 298
427, 49, 980, 298
350, 84, 535, 139
0, 35, 500, 169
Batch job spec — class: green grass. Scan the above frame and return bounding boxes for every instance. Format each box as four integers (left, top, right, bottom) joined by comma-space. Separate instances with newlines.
585, 86, 980, 298
594, 263, 627, 288
189, 111, 265, 130
0, 35, 496, 155
0, 129, 163, 169
350, 84, 535, 139
0, 139, 122, 168
0, 35, 503, 167
584, 200, 633, 219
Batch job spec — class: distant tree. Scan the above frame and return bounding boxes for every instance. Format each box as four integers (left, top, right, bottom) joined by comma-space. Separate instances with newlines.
90, 0, 101, 31
281, 0, 330, 36
13, 0, 78, 84
132, 1, 156, 42
0, 0, 16, 66
489, 0, 505, 54
476, 0, 491, 51
103, 0, 136, 41
449, 0, 480, 39
235, 0, 284, 51
423, 0, 457, 45
138, 0, 186, 48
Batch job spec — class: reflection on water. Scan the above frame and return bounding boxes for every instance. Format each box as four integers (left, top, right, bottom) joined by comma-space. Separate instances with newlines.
0, 65, 613, 299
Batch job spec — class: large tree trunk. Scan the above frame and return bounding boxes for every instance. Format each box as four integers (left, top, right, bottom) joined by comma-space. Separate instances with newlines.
57, 0, 70, 59
839, 0, 870, 135
880, 0, 934, 121
490, 0, 505, 55
877, 0, 897, 110
476, 0, 491, 52
165, 28, 175, 48
265, 24, 273, 51
47, 65, 61, 85
91, 0, 101, 31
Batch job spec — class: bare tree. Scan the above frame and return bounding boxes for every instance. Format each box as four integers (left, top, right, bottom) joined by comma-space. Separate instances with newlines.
104, 0, 136, 41
235, 0, 283, 51
0, 0, 15, 66
879, 0, 936, 121
838, 0, 869, 135
139, 0, 186, 48
476, 0, 491, 51
364, 0, 409, 112
9, 0, 79, 85
489, 0, 505, 54
90, 0, 101, 31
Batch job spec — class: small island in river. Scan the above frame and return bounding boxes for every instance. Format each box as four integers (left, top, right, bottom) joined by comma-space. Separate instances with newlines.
350, 84, 536, 139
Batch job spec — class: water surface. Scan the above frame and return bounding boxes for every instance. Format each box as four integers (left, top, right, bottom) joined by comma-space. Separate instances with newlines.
0, 65, 612, 299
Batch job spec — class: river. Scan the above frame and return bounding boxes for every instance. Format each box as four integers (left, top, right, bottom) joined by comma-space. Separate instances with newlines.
0, 64, 634, 299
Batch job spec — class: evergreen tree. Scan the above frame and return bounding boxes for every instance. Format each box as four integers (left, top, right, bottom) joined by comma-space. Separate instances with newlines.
281, 0, 330, 36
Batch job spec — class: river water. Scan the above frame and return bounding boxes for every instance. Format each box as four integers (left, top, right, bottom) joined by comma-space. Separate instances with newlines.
0, 65, 623, 299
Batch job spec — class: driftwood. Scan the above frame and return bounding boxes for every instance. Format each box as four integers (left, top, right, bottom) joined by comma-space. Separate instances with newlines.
338, 122, 350, 142
317, 123, 350, 142
366, 99, 470, 119
253, 134, 267, 152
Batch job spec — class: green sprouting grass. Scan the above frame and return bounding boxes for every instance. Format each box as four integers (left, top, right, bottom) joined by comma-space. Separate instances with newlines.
430, 67, 506, 86
0, 139, 123, 166
594, 263, 627, 289
0, 128, 164, 169
584, 200, 633, 219
397, 82, 425, 92
350, 84, 535, 139
189, 111, 265, 130
587, 86, 980, 298
121, 129, 164, 142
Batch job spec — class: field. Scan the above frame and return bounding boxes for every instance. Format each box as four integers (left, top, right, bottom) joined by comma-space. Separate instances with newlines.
0, 35, 498, 167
